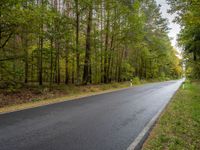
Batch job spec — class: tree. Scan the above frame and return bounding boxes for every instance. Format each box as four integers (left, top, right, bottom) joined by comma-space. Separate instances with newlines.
167, 0, 200, 79
0, 0, 182, 89
83, 1, 93, 84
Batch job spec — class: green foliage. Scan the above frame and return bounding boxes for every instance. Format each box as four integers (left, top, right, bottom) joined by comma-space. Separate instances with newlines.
132, 77, 141, 85
167, 0, 200, 79
0, 0, 182, 89
158, 72, 166, 81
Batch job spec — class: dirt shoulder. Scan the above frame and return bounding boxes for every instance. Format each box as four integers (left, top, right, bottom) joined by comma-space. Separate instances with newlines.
0, 82, 130, 114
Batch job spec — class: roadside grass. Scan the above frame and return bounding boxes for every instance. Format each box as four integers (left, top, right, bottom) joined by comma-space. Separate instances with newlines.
142, 81, 200, 150
0, 82, 130, 113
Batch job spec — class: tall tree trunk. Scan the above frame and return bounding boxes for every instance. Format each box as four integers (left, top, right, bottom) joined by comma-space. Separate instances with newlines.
38, 0, 44, 86
107, 35, 114, 82
83, 4, 93, 85
104, 4, 110, 83
50, 38, 53, 89
38, 32, 43, 85
23, 2, 29, 83
75, 0, 80, 84
54, 0, 61, 84
118, 49, 124, 82
57, 43, 60, 84
23, 29, 29, 83
65, 43, 69, 84
100, 0, 104, 83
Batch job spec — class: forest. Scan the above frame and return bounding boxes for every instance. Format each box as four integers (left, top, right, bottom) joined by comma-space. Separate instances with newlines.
167, 0, 200, 80
1, 0, 183, 89
0, 1, 199, 149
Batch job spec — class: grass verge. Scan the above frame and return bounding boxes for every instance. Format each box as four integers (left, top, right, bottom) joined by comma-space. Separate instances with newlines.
142, 81, 200, 150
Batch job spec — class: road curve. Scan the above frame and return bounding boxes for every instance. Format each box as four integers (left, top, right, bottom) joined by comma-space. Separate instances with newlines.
0, 80, 184, 150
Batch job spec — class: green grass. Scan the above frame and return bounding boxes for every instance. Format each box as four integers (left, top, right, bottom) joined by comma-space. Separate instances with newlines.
143, 81, 200, 150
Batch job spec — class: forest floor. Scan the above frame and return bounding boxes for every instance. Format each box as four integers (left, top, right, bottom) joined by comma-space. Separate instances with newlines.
0, 79, 161, 114
142, 80, 200, 150
0, 81, 134, 113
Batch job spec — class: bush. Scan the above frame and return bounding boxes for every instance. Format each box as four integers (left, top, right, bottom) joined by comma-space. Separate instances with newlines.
132, 77, 141, 85
0, 81, 23, 93
158, 72, 166, 81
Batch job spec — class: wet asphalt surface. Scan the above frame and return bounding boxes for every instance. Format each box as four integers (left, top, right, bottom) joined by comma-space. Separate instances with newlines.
0, 80, 184, 150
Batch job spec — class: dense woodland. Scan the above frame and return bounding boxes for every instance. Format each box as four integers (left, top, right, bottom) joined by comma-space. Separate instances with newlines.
167, 0, 200, 79
1, 0, 182, 89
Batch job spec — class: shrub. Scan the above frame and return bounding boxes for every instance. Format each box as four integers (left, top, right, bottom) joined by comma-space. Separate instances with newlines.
132, 77, 141, 85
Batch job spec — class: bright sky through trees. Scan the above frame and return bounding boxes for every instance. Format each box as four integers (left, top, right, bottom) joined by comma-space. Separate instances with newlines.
156, 0, 181, 52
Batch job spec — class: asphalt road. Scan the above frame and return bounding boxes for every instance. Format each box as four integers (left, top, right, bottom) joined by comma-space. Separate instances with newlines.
0, 80, 184, 150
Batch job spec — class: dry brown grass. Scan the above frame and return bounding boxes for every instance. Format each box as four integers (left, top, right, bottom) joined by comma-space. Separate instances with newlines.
0, 82, 129, 114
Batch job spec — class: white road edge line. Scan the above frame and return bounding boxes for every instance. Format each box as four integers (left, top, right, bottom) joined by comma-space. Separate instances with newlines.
127, 79, 184, 150
127, 106, 164, 150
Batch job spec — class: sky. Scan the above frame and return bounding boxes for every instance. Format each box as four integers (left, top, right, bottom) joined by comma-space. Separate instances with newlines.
155, 0, 181, 53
